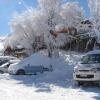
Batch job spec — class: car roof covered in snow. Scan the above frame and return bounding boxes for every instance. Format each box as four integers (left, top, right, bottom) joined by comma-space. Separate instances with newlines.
16, 53, 51, 68
85, 50, 100, 55
0, 56, 17, 60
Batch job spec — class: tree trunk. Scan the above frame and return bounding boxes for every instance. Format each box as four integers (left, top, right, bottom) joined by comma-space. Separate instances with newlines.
85, 37, 96, 52
48, 43, 53, 58
53, 47, 59, 58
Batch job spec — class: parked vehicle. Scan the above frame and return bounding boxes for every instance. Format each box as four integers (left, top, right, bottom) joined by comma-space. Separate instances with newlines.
0, 56, 17, 65
0, 56, 17, 60
0, 59, 20, 74
8, 53, 53, 75
0, 59, 9, 66
8, 64, 53, 75
0, 62, 10, 73
73, 50, 100, 86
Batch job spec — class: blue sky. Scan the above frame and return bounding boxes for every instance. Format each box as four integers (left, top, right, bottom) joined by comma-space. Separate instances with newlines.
0, 0, 89, 36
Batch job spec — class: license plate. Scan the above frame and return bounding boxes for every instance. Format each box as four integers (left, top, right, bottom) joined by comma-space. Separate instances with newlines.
80, 74, 87, 77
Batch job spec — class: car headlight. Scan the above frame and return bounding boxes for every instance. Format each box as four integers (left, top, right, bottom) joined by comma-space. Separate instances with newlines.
91, 68, 100, 72
74, 67, 78, 73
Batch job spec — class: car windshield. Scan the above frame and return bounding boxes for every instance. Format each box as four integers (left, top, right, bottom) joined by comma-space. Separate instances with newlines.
0, 60, 9, 66
81, 54, 100, 64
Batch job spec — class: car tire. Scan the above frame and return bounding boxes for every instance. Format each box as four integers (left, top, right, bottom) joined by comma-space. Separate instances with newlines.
34, 72, 37, 75
74, 81, 83, 86
50, 68, 53, 72
40, 70, 43, 74
16, 69, 25, 75
98, 82, 100, 87
77, 81, 83, 86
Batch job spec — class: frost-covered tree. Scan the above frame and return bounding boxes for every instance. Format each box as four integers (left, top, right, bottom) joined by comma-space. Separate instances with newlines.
88, 0, 100, 43
60, 2, 84, 27
5, 0, 85, 57
38, 0, 84, 57
88, 0, 100, 18
38, 0, 62, 29
38, 0, 63, 57
6, 9, 38, 55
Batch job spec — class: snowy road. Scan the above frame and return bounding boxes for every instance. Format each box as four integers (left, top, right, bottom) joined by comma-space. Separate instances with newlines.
0, 74, 100, 100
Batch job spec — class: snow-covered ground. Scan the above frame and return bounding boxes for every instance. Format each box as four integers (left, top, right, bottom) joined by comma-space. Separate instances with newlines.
0, 51, 100, 100
0, 37, 5, 55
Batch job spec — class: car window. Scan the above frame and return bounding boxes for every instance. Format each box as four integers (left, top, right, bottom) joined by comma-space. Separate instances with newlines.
81, 54, 100, 64
0, 62, 10, 68
0, 60, 9, 66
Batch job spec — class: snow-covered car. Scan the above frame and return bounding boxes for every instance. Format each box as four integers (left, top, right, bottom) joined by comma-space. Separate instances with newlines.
73, 50, 100, 86
0, 62, 10, 74
0, 59, 20, 74
8, 64, 52, 75
0, 56, 17, 64
0, 56, 19, 74
0, 56, 17, 60
0, 59, 9, 66
8, 53, 53, 75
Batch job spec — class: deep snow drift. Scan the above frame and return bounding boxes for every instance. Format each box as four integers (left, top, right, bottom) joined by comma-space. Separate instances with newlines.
0, 50, 100, 100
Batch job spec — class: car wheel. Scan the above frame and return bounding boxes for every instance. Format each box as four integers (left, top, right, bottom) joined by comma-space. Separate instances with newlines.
16, 69, 25, 75
74, 81, 83, 86
0, 70, 4, 74
50, 68, 53, 72
34, 72, 37, 75
77, 81, 83, 86
98, 82, 100, 87
40, 70, 43, 74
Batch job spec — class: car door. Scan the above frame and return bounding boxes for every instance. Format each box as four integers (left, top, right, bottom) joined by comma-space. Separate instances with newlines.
29, 66, 38, 74
24, 64, 35, 74
31, 66, 43, 73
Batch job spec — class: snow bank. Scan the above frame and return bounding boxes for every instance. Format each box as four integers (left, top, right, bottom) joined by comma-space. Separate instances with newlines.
13, 51, 81, 83
41, 51, 82, 82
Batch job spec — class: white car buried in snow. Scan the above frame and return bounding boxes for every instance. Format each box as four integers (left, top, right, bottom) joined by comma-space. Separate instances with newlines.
8, 53, 53, 75
73, 50, 100, 86
0, 59, 21, 74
